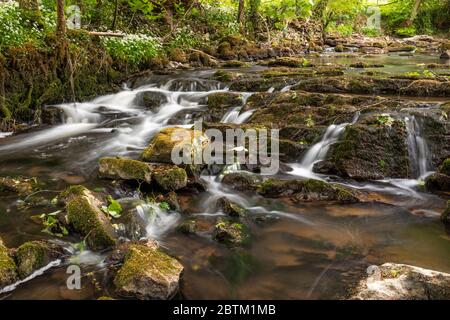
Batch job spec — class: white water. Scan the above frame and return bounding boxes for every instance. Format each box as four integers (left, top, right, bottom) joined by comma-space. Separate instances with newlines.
221, 92, 254, 124
136, 203, 181, 239
288, 112, 360, 178
405, 115, 430, 179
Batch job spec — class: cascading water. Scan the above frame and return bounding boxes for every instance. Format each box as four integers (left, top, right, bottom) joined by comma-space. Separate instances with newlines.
221, 92, 254, 124
405, 115, 430, 179
288, 112, 360, 178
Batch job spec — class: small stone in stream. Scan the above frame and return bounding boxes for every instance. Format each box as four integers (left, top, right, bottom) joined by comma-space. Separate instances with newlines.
0, 176, 37, 195
222, 60, 248, 68
440, 50, 450, 60
213, 219, 249, 246
113, 241, 183, 300
267, 57, 312, 68
350, 263, 450, 300
15, 240, 64, 279
349, 62, 384, 68
257, 178, 360, 203
99, 157, 153, 184
0, 237, 18, 289
177, 220, 197, 234
62, 185, 117, 251
425, 173, 450, 193
212, 70, 243, 82
438, 158, 450, 176
153, 165, 187, 192
216, 197, 246, 217
142, 127, 209, 164
442, 200, 450, 224
222, 172, 261, 191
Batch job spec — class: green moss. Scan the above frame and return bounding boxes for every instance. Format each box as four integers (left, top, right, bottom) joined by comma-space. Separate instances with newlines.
99, 157, 153, 183
177, 220, 197, 234
60, 185, 87, 201
114, 244, 182, 289
213, 219, 250, 246
0, 239, 18, 287
15, 241, 46, 278
67, 196, 116, 250
438, 158, 450, 176
153, 166, 187, 192
441, 200, 450, 224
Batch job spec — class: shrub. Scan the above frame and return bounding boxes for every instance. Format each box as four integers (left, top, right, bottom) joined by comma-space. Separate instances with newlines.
103, 33, 161, 65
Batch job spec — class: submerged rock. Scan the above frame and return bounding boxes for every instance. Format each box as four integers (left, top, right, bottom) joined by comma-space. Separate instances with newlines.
99, 157, 153, 184
216, 197, 246, 217
62, 185, 117, 251
153, 165, 188, 192
351, 263, 450, 300
15, 241, 64, 279
425, 158, 450, 194
206, 92, 243, 122
0, 176, 37, 195
213, 219, 249, 246
0, 238, 18, 289
142, 127, 209, 164
113, 241, 183, 300
222, 172, 261, 191
267, 57, 312, 68
257, 178, 360, 203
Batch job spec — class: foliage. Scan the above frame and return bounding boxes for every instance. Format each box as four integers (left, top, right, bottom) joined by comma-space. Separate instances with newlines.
101, 195, 123, 218
103, 33, 161, 65
33, 210, 69, 238
166, 27, 201, 50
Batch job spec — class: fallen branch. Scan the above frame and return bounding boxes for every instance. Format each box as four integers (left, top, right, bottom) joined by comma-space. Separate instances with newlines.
88, 31, 125, 37
188, 48, 219, 61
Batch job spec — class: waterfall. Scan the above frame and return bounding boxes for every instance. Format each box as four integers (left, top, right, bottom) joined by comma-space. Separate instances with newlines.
289, 112, 360, 177
405, 116, 430, 179
221, 92, 254, 124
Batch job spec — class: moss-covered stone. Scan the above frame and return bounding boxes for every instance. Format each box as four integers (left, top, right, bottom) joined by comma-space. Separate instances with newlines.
0, 176, 37, 195
222, 172, 261, 191
206, 92, 243, 122
425, 173, 450, 194
153, 165, 188, 192
256, 178, 360, 203
0, 238, 18, 289
64, 186, 117, 251
213, 219, 249, 246
142, 127, 209, 164
216, 197, 246, 217
99, 157, 153, 184
438, 158, 450, 176
176, 219, 197, 234
267, 57, 313, 68
442, 200, 450, 224
113, 241, 183, 300
15, 240, 64, 279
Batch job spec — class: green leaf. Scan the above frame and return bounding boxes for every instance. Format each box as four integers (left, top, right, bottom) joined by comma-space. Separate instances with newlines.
159, 201, 170, 211
101, 196, 123, 218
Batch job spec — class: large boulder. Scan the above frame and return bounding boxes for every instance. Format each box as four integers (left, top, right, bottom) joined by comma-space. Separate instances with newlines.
15, 241, 64, 279
0, 238, 18, 289
61, 186, 117, 251
142, 127, 209, 164
324, 121, 409, 179
112, 241, 183, 300
99, 157, 153, 184
351, 263, 450, 300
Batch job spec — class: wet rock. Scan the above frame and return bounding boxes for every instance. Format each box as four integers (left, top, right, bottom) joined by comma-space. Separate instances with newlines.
0, 176, 37, 195
153, 165, 188, 192
213, 219, 249, 246
62, 185, 117, 251
0, 238, 18, 289
351, 263, 450, 300
425, 173, 450, 194
349, 62, 384, 68
222, 60, 249, 68
142, 127, 209, 164
99, 157, 153, 184
442, 200, 450, 224
40, 106, 64, 125
257, 178, 360, 203
176, 219, 197, 234
212, 70, 244, 82
267, 57, 312, 68
206, 92, 243, 122
387, 45, 416, 53
438, 158, 450, 176
229, 76, 297, 92
326, 121, 409, 179
334, 44, 349, 52
113, 240, 183, 300
15, 240, 64, 279
222, 172, 261, 191
440, 50, 450, 60
216, 197, 246, 217
188, 51, 219, 67
135, 91, 167, 110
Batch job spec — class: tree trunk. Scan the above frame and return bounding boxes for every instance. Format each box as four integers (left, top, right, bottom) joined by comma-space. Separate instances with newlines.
249, 0, 261, 36
237, 0, 245, 34
312, 0, 329, 21
18, 0, 42, 25
56, 0, 66, 35
405, 0, 422, 26
112, 0, 119, 30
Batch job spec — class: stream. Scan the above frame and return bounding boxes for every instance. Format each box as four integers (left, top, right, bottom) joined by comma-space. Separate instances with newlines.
0, 53, 449, 299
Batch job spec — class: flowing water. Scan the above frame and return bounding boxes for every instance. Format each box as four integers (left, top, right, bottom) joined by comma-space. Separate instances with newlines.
0, 55, 449, 300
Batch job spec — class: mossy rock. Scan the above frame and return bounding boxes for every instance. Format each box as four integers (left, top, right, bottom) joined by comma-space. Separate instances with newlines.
142, 127, 209, 164
15, 240, 64, 279
212, 70, 243, 82
267, 57, 313, 68
222, 60, 249, 68
438, 158, 450, 176
257, 178, 360, 203
99, 157, 153, 184
222, 172, 261, 191
113, 241, 183, 300
64, 186, 117, 251
153, 165, 187, 192
442, 201, 450, 224
0, 238, 18, 289
425, 173, 450, 194
176, 219, 197, 234
216, 197, 246, 217
0, 176, 37, 195
213, 219, 249, 246
168, 48, 187, 63
206, 92, 243, 122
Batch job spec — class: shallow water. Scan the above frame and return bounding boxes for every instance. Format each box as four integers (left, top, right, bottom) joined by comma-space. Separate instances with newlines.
0, 54, 449, 300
